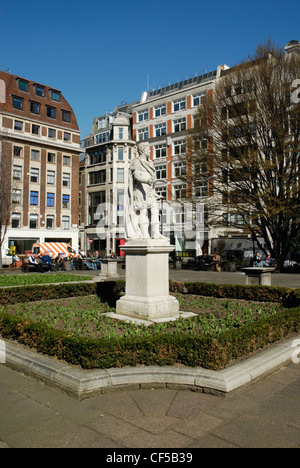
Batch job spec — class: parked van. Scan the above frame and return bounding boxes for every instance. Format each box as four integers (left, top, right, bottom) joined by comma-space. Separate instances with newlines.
31, 242, 79, 260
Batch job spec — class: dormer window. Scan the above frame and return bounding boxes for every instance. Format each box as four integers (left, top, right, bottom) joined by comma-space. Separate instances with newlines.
18, 79, 28, 92
35, 85, 45, 97
51, 90, 60, 102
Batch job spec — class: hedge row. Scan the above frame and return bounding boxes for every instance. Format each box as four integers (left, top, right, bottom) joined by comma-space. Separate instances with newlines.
170, 281, 300, 308
0, 306, 299, 370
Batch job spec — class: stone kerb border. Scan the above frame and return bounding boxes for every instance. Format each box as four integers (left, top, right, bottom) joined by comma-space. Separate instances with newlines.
3, 337, 297, 400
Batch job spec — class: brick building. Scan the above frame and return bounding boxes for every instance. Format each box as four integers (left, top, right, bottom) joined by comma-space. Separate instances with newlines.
0, 71, 81, 265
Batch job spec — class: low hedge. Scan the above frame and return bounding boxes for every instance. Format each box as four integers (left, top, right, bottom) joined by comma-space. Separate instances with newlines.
0, 305, 299, 370
170, 281, 300, 308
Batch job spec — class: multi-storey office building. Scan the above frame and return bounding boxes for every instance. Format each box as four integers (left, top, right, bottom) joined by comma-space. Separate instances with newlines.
0, 71, 81, 265
132, 67, 228, 256
79, 106, 136, 256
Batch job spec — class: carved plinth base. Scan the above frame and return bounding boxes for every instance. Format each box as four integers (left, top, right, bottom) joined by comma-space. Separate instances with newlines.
116, 239, 179, 320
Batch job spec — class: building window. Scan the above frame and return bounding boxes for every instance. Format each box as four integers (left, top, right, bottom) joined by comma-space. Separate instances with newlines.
12, 189, 21, 205
155, 186, 167, 200
12, 96, 23, 110
62, 173, 70, 187
138, 127, 149, 141
174, 184, 187, 200
47, 192, 55, 207
31, 149, 39, 160
62, 110, 71, 122
155, 123, 167, 137
117, 168, 124, 183
35, 85, 45, 97
18, 80, 28, 92
30, 214, 38, 229
155, 104, 166, 117
63, 132, 71, 142
47, 170, 55, 185
138, 109, 149, 122
173, 98, 186, 112
47, 152, 55, 163
173, 162, 187, 177
30, 191, 39, 205
88, 191, 106, 225
63, 155, 70, 165
174, 139, 186, 155
46, 215, 54, 229
94, 131, 110, 144
193, 92, 205, 107
30, 167, 39, 183
62, 216, 69, 230
46, 106, 56, 118
12, 165, 22, 181
11, 213, 21, 229
155, 144, 167, 159
13, 146, 23, 157
155, 165, 167, 180
32, 124, 40, 135
89, 170, 106, 185
51, 90, 60, 102
48, 128, 56, 139
173, 118, 186, 132
14, 120, 23, 131
89, 150, 106, 165
118, 147, 124, 161
119, 128, 124, 139
30, 101, 40, 114
62, 194, 70, 209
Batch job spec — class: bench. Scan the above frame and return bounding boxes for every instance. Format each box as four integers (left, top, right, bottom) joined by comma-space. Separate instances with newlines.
241, 267, 276, 286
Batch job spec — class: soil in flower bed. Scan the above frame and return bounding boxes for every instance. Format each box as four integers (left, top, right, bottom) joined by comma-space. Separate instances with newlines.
1, 293, 285, 340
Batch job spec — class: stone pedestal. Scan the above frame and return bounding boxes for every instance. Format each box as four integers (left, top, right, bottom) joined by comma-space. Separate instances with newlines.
99, 259, 119, 279
116, 239, 179, 320
241, 267, 275, 286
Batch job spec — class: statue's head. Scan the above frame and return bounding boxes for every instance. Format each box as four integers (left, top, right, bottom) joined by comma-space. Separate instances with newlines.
137, 141, 150, 158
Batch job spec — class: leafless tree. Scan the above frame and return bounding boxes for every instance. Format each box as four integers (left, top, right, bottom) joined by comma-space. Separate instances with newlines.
186, 40, 300, 270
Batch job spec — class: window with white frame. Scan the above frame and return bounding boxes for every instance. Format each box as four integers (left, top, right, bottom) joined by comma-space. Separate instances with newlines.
11, 213, 21, 229
173, 98, 186, 112
12, 189, 21, 205
13, 146, 23, 157
62, 216, 70, 230
12, 165, 22, 181
155, 104, 166, 117
155, 165, 167, 180
138, 109, 149, 122
174, 139, 186, 155
155, 123, 167, 137
30, 214, 38, 229
14, 120, 23, 131
30, 167, 39, 183
193, 92, 205, 107
46, 215, 54, 229
173, 118, 186, 132
173, 162, 187, 178
47, 170, 55, 185
138, 127, 149, 141
62, 173, 70, 187
174, 184, 187, 200
154, 143, 167, 159
155, 186, 167, 200
117, 168, 124, 183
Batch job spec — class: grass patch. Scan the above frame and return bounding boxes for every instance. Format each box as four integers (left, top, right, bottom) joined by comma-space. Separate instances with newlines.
0, 273, 92, 287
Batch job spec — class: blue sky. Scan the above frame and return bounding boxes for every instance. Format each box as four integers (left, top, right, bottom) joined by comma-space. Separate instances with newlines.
1, 0, 299, 137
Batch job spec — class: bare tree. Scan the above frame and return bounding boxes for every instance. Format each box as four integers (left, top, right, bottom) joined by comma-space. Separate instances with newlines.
186, 40, 300, 270
0, 136, 13, 268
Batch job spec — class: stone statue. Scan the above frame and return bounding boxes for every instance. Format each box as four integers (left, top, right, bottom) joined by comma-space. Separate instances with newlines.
125, 142, 166, 239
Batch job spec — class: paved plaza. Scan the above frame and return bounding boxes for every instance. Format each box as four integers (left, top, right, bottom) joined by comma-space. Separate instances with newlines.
0, 363, 299, 448
0, 267, 299, 448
